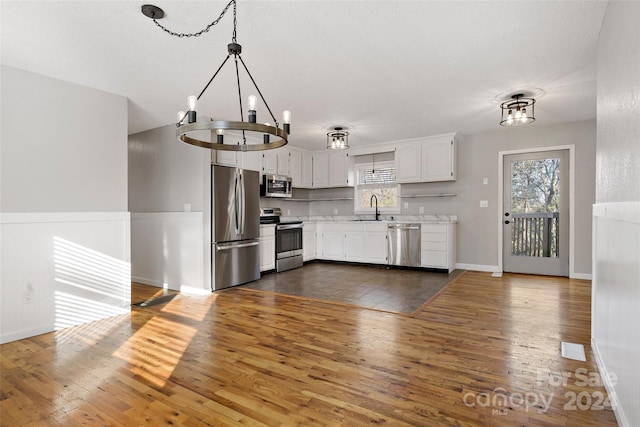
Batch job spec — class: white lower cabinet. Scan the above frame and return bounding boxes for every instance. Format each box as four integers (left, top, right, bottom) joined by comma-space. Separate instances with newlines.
303, 222, 316, 261
259, 224, 275, 272
421, 223, 456, 272
364, 223, 388, 264
344, 224, 365, 262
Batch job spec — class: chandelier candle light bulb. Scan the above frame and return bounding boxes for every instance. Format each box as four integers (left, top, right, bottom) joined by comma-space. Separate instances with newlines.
283, 110, 291, 134
248, 95, 257, 123
187, 96, 197, 123
216, 128, 224, 144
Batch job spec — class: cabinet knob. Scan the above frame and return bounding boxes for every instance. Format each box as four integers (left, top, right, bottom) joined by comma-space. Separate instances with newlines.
504, 220, 510, 225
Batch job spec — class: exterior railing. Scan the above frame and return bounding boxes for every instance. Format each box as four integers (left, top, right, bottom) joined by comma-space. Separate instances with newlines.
511, 212, 559, 257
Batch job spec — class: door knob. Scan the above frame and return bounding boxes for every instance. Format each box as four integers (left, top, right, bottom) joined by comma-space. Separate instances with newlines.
504, 220, 510, 224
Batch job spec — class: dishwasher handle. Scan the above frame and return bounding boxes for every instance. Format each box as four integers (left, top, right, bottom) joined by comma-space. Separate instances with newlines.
387, 224, 421, 230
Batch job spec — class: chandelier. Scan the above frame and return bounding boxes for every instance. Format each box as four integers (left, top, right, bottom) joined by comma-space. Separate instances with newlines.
142, 1, 290, 151
327, 126, 349, 150
500, 94, 536, 127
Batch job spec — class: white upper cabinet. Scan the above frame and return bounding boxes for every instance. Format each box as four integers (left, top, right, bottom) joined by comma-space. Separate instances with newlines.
394, 133, 457, 183
262, 151, 278, 175
241, 151, 262, 172
328, 151, 351, 187
312, 152, 329, 188
289, 149, 302, 185
277, 149, 290, 176
395, 141, 422, 183
421, 135, 456, 181
312, 151, 352, 188
301, 151, 314, 188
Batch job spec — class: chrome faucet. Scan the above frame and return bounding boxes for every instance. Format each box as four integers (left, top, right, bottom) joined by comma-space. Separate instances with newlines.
370, 194, 380, 221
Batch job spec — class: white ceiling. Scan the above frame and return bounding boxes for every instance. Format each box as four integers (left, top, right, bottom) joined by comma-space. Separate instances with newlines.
1, 1, 608, 151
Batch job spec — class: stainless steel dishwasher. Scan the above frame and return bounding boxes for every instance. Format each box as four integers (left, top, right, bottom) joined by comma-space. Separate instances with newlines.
387, 223, 421, 267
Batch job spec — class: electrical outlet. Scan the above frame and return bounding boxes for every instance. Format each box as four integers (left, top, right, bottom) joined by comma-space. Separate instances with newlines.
403, 202, 409, 209
333, 208, 338, 215
480, 200, 489, 208
183, 203, 191, 212
419, 206, 424, 214
483, 177, 489, 185
23, 283, 34, 304
286, 209, 291, 216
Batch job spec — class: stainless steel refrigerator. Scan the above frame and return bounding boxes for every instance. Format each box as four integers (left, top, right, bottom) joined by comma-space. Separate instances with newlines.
212, 165, 260, 290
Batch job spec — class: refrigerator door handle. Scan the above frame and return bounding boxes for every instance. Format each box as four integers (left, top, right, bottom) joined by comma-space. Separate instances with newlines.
239, 171, 245, 236
234, 171, 240, 235
216, 241, 260, 251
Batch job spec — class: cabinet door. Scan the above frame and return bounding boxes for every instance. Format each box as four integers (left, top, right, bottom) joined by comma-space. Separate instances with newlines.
215, 150, 238, 167
312, 152, 329, 188
241, 151, 261, 172
301, 151, 314, 188
289, 149, 302, 187
262, 151, 278, 175
277, 149, 290, 176
395, 141, 422, 183
323, 230, 345, 259
345, 229, 365, 262
365, 231, 388, 264
328, 151, 350, 187
303, 230, 316, 261
422, 136, 456, 181
259, 236, 275, 271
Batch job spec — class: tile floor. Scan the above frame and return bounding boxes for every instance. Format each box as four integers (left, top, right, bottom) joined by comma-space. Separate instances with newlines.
239, 262, 463, 314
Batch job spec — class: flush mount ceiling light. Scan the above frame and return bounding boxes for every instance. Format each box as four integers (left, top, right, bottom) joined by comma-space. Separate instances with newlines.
327, 126, 349, 150
142, 1, 290, 151
500, 94, 536, 127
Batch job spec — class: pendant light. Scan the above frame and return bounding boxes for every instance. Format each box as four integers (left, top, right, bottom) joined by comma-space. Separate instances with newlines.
500, 94, 536, 127
142, 1, 290, 151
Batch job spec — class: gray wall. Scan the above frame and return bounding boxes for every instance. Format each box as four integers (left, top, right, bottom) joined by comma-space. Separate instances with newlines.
456, 120, 596, 274
1, 65, 127, 212
128, 124, 210, 213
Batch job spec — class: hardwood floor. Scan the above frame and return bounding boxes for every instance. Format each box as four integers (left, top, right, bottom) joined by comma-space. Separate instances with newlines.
0, 270, 617, 426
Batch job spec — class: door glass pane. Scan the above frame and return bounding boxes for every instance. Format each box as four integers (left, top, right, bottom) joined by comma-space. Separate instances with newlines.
510, 158, 560, 258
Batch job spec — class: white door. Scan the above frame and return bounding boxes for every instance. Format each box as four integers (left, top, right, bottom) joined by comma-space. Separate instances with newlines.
503, 150, 569, 276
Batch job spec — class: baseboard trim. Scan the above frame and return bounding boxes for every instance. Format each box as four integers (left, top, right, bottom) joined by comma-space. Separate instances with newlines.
132, 276, 210, 295
455, 263, 501, 273
1, 325, 57, 345
591, 339, 628, 427
570, 272, 592, 280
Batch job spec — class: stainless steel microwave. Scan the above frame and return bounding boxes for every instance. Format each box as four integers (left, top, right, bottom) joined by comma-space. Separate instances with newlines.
260, 174, 292, 198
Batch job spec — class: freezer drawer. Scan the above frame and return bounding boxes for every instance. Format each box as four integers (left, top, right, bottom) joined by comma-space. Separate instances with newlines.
214, 239, 260, 290
387, 223, 421, 267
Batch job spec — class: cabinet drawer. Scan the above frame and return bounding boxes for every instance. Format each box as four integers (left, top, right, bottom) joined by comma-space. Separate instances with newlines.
421, 250, 447, 267
422, 232, 446, 242
422, 241, 447, 251
422, 224, 447, 233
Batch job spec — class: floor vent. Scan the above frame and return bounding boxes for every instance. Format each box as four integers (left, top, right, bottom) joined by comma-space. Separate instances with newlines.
561, 342, 586, 361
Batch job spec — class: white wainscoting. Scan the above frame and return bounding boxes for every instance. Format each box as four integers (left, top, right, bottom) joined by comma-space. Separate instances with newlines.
592, 202, 640, 427
0, 212, 131, 344
131, 212, 207, 293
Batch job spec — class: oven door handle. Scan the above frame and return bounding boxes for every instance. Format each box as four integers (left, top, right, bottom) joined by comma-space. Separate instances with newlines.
277, 224, 303, 230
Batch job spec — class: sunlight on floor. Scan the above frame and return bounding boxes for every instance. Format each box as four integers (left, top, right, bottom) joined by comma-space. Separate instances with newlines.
113, 316, 196, 388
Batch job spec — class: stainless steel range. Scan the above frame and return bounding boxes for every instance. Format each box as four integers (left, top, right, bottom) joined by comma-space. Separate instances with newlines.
260, 208, 303, 272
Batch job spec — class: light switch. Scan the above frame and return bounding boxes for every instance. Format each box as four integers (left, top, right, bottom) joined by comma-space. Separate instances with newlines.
403, 202, 409, 209
483, 177, 489, 185
419, 206, 424, 214
480, 200, 488, 208
333, 208, 338, 215
184, 203, 191, 212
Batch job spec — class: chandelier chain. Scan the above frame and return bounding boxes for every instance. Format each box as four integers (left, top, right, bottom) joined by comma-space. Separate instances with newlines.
152, 0, 236, 40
